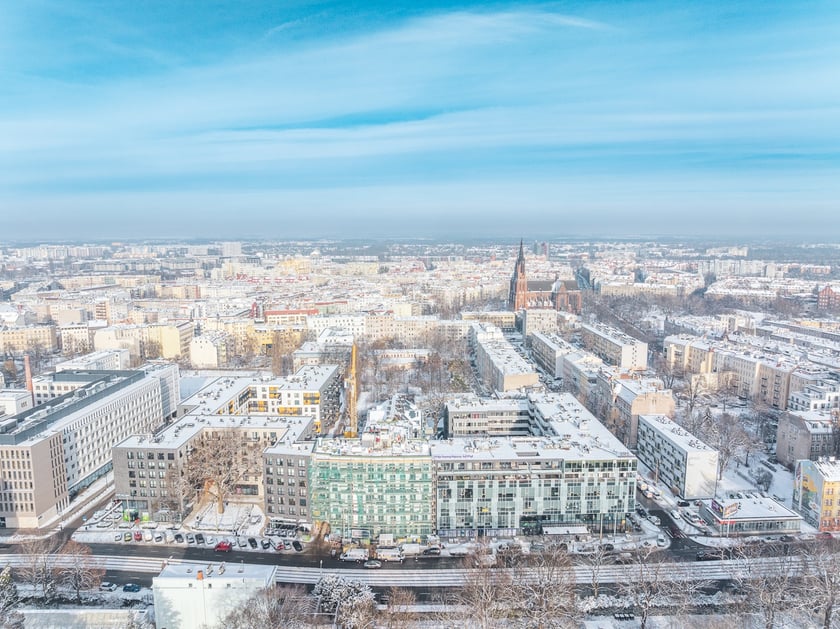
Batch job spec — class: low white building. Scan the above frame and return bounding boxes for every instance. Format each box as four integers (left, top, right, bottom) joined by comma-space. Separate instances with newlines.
636, 414, 718, 500
54, 348, 131, 372
153, 562, 276, 629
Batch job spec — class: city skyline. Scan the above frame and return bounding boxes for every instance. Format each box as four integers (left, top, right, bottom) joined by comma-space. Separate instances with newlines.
2, 1, 839, 240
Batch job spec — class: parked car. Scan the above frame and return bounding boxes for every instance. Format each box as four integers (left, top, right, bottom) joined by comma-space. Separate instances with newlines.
123, 532, 132, 542
677, 500, 691, 507
260, 538, 272, 549
195, 533, 205, 545
205, 536, 216, 545
186, 534, 196, 544
696, 551, 719, 561
363, 560, 382, 569
154, 533, 163, 543
292, 540, 303, 552
657, 534, 667, 547
248, 537, 258, 549
99, 582, 117, 591
133, 531, 143, 542
174, 533, 184, 543
122, 583, 141, 592
237, 537, 248, 548
114, 533, 123, 542
214, 541, 232, 552
143, 531, 153, 542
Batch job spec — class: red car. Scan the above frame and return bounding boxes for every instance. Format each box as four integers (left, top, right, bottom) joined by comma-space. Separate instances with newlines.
214, 541, 232, 552
133, 531, 143, 541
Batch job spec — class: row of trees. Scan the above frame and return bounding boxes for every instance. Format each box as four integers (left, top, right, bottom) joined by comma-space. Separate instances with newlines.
12, 537, 104, 604
215, 539, 840, 629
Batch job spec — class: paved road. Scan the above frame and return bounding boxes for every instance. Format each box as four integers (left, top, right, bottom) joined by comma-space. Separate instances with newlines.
0, 552, 810, 589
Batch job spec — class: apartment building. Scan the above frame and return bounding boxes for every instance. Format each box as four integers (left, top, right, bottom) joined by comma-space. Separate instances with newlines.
113, 409, 315, 523
432, 393, 637, 537
664, 334, 830, 410
308, 438, 434, 539
595, 370, 675, 449
188, 333, 231, 369
636, 414, 719, 499
54, 349, 130, 372
580, 322, 648, 371
94, 322, 194, 361
177, 366, 340, 435
444, 396, 532, 437
0, 325, 58, 355
470, 323, 539, 392
461, 311, 517, 332
794, 458, 840, 532
263, 439, 316, 526
529, 332, 576, 378
788, 374, 840, 412
0, 369, 166, 528
775, 411, 837, 469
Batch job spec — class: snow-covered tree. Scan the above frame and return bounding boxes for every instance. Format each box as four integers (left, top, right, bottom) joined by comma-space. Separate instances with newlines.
0, 565, 23, 628
313, 574, 376, 627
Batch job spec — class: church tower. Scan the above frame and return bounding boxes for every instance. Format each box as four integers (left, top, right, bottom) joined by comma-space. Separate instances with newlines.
509, 239, 529, 310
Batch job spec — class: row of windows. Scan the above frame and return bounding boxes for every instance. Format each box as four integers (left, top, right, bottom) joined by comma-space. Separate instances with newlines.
127, 451, 176, 460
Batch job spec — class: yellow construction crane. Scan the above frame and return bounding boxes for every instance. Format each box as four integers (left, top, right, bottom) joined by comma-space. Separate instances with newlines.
343, 344, 358, 438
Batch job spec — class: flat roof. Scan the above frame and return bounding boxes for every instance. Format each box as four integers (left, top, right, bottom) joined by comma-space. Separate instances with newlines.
117, 412, 314, 450
639, 414, 715, 453
154, 561, 276, 584
702, 495, 800, 522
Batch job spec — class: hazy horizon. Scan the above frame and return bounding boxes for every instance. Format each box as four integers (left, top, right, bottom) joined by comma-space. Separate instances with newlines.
2, 1, 839, 240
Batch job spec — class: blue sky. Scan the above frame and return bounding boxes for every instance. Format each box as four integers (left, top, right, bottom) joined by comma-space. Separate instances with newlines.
1, 0, 839, 241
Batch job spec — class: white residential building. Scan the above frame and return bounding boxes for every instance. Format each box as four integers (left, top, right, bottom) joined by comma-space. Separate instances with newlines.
580, 322, 648, 370
636, 414, 719, 500
153, 562, 277, 629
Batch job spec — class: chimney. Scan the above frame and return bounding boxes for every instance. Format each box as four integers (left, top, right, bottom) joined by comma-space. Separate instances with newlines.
24, 355, 33, 391
24, 355, 34, 404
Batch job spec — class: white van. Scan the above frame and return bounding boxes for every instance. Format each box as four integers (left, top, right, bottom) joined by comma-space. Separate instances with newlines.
375, 547, 404, 563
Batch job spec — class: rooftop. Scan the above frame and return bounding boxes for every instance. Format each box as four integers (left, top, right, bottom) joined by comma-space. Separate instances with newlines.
639, 414, 716, 453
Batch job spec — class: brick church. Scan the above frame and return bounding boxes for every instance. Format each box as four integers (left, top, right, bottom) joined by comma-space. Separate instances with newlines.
508, 240, 582, 314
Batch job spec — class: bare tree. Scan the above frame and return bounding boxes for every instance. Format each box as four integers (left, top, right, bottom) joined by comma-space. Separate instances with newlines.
617, 550, 699, 629
270, 330, 304, 376
579, 544, 612, 600
508, 545, 580, 628
382, 586, 416, 629
799, 537, 840, 629
182, 429, 264, 514
703, 412, 752, 480
17, 534, 60, 601
56, 540, 105, 603
676, 376, 705, 419
728, 544, 808, 629
215, 585, 313, 629
446, 547, 515, 629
